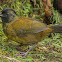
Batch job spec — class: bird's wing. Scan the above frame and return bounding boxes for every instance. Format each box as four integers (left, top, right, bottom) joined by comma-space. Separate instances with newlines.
11, 17, 49, 34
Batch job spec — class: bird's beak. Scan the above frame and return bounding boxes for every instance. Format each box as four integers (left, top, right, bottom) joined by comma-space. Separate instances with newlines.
0, 12, 3, 17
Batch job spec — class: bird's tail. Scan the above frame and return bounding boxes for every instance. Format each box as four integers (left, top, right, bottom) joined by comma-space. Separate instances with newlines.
50, 25, 62, 33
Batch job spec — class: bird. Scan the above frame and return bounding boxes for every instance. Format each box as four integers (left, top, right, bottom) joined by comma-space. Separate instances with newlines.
53, 0, 62, 14
0, 8, 62, 57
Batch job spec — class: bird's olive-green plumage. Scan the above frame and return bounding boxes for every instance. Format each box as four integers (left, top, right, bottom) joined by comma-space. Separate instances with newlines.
0, 8, 62, 45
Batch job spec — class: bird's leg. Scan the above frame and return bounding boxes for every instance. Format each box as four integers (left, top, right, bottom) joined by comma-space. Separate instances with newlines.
17, 43, 37, 57
23, 43, 37, 57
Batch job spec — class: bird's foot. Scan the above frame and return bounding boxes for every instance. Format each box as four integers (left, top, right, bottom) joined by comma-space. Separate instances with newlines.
15, 51, 27, 57
15, 43, 37, 57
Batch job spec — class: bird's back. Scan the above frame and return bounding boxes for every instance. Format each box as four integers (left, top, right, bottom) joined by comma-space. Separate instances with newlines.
3, 17, 52, 45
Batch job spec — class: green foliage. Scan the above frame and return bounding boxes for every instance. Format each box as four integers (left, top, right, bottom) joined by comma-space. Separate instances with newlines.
0, 0, 33, 17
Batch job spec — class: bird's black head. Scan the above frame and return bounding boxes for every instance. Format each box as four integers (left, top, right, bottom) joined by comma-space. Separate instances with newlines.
0, 8, 18, 23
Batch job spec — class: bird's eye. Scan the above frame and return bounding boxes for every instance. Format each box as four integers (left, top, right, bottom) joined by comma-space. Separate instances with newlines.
6, 13, 10, 16
7, 13, 10, 15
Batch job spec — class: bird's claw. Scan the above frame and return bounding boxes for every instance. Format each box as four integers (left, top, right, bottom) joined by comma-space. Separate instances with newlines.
15, 51, 27, 57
